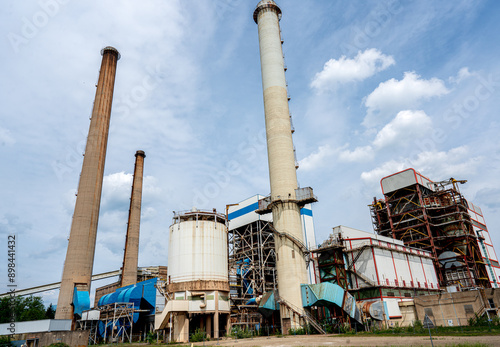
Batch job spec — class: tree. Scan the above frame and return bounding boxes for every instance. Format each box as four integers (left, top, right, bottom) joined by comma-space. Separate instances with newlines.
45, 304, 56, 319
0, 296, 51, 323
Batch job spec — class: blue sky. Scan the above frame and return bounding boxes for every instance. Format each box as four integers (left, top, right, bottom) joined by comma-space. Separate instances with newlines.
1, 0, 500, 306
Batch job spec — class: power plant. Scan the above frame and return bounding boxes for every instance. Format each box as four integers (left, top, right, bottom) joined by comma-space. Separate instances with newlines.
2, 1, 500, 345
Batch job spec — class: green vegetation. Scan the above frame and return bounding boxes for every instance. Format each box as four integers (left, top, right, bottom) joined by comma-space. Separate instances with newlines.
189, 328, 207, 342
46, 343, 70, 347
362, 317, 500, 336
229, 325, 254, 339
289, 324, 315, 335
0, 296, 54, 323
145, 331, 156, 344
0, 336, 13, 347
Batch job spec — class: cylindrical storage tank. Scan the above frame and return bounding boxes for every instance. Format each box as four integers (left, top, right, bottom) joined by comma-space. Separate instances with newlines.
168, 209, 228, 284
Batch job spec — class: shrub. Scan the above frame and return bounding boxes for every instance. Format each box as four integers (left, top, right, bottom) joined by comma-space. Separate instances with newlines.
230, 326, 253, 339
145, 331, 155, 344
190, 328, 207, 342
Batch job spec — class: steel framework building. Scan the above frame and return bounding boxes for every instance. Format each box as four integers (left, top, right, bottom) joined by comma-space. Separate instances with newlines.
312, 226, 440, 326
227, 195, 317, 328
228, 196, 277, 328
370, 168, 498, 290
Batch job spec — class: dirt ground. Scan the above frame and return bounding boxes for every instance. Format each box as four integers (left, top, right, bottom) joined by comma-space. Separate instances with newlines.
184, 334, 500, 346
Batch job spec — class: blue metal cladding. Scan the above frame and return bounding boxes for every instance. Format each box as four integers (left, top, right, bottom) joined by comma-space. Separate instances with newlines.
300, 208, 313, 217
72, 288, 90, 317
301, 283, 361, 323
258, 291, 280, 317
301, 283, 345, 308
97, 278, 158, 323
228, 202, 259, 220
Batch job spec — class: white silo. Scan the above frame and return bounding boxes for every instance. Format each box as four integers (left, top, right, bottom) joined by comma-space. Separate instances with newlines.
156, 209, 230, 342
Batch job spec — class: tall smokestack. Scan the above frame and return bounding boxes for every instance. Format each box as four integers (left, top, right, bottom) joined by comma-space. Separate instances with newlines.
56, 47, 120, 320
120, 150, 146, 287
253, 1, 308, 328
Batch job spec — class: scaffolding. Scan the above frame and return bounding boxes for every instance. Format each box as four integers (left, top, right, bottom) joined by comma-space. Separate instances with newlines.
98, 302, 135, 343
76, 311, 100, 345
228, 219, 277, 327
370, 175, 490, 289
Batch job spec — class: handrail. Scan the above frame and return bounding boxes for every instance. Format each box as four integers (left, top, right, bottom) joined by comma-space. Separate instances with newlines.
278, 297, 326, 334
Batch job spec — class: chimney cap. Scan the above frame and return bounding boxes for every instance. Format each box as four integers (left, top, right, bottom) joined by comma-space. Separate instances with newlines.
101, 46, 121, 60
254, 0, 281, 23
135, 150, 146, 158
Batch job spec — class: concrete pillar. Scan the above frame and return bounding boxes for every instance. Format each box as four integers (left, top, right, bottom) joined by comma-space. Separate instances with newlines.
254, 1, 307, 326
174, 313, 189, 343
226, 314, 231, 336
121, 150, 146, 287
56, 46, 120, 320
214, 290, 219, 339
206, 315, 212, 338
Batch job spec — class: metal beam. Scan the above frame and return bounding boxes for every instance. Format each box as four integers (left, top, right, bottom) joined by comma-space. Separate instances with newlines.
0, 270, 121, 298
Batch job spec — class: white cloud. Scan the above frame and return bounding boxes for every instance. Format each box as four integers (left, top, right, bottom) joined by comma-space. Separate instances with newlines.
311, 48, 395, 90
338, 145, 374, 162
361, 160, 408, 185
0, 127, 15, 146
449, 67, 473, 84
373, 110, 432, 148
361, 146, 482, 186
299, 145, 336, 171
363, 71, 450, 127
336, 110, 432, 162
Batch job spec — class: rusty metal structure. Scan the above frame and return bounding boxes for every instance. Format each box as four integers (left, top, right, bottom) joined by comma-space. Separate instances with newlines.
370, 168, 491, 290
310, 236, 349, 325
312, 235, 348, 291
121, 150, 146, 288
56, 46, 120, 320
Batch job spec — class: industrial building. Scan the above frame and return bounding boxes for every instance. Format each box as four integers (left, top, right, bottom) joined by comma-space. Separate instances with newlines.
155, 209, 230, 342
313, 226, 440, 327
370, 168, 499, 291
3, 1, 500, 346
227, 194, 317, 329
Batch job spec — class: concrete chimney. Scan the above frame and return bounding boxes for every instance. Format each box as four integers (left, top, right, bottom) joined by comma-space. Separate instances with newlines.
254, 1, 308, 328
120, 150, 146, 287
56, 47, 120, 320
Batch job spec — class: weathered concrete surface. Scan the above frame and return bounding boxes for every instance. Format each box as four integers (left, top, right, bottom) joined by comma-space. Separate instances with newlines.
121, 150, 146, 287
254, 1, 308, 328
56, 47, 119, 320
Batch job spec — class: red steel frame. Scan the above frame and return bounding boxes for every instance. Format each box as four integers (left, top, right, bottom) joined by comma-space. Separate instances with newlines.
370, 172, 491, 289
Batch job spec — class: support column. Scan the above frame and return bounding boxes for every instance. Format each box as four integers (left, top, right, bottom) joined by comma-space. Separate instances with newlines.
214, 290, 219, 339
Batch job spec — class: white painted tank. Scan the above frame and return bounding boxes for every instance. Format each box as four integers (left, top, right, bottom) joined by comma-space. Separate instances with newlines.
168, 209, 228, 283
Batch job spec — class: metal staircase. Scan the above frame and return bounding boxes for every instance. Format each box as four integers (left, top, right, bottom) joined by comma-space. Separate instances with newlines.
277, 296, 326, 334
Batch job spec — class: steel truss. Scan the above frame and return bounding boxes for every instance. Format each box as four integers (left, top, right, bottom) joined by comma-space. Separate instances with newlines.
99, 302, 135, 343
370, 180, 490, 289
228, 219, 277, 327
